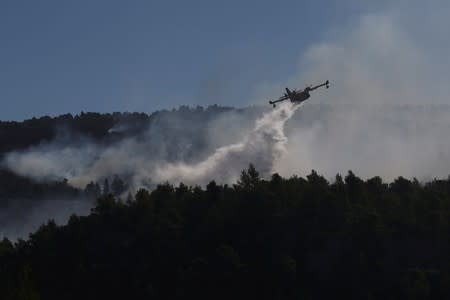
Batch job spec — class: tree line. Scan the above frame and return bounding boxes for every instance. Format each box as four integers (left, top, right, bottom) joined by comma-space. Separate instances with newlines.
1, 165, 449, 299
0, 106, 236, 155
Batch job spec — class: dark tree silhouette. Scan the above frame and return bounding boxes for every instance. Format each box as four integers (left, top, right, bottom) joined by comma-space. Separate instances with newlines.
1, 166, 450, 300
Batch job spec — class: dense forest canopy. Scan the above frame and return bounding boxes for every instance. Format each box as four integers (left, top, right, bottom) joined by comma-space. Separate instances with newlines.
1, 165, 450, 299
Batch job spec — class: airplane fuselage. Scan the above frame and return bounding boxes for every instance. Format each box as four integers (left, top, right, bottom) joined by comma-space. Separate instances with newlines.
269, 81, 328, 108
286, 88, 310, 104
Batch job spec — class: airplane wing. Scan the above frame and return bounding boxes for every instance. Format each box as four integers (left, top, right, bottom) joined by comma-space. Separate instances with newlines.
310, 80, 329, 91
269, 94, 289, 104
278, 95, 289, 101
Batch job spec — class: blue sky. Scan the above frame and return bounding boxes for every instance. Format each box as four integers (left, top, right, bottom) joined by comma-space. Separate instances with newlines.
0, 0, 377, 120
1, 1, 447, 120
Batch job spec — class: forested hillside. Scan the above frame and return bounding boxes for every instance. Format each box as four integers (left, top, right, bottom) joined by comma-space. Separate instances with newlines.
0, 106, 247, 238
0, 105, 246, 205
1, 105, 450, 299
1, 166, 450, 300
0, 105, 241, 155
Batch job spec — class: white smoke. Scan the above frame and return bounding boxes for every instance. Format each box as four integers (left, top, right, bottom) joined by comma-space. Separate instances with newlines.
154, 102, 299, 185
2, 103, 298, 190
263, 2, 450, 182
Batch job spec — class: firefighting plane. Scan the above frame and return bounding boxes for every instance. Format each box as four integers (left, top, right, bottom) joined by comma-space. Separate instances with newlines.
269, 80, 329, 107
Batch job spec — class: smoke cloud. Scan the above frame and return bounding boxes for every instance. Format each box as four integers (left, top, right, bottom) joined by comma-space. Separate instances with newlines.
265, 1, 450, 181
154, 103, 299, 185
2, 0, 450, 190
2, 103, 298, 190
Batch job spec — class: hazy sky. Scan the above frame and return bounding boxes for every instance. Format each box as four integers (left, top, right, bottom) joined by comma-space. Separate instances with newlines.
0, 0, 393, 121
